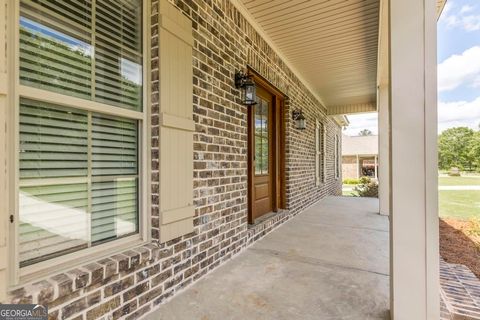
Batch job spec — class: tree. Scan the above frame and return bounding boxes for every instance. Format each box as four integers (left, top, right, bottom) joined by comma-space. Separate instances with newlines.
358, 129, 372, 136
438, 127, 475, 171
468, 131, 480, 170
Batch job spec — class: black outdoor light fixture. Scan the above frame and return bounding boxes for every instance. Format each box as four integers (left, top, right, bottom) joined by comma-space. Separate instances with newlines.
292, 109, 306, 130
235, 71, 257, 106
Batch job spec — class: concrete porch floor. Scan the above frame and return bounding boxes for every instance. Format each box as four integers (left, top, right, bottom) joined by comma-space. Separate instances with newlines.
143, 197, 390, 320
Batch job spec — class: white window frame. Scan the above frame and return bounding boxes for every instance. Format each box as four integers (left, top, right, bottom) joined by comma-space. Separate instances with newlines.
8, 0, 151, 285
315, 120, 326, 186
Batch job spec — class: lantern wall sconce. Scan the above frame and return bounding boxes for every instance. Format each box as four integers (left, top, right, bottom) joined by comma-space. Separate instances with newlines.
235, 71, 257, 106
292, 109, 306, 130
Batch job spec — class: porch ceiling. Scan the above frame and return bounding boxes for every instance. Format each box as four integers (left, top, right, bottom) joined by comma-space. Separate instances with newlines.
239, 0, 380, 109
437, 0, 447, 18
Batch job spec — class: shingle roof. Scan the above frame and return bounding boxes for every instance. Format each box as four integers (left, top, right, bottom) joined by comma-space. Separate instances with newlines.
342, 135, 378, 156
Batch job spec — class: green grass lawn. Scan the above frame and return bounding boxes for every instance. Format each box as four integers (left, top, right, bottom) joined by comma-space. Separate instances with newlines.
439, 176, 480, 186
439, 175, 480, 220
342, 176, 480, 219
439, 190, 480, 219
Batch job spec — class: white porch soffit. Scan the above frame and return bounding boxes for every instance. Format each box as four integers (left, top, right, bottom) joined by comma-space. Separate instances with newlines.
238, 0, 381, 114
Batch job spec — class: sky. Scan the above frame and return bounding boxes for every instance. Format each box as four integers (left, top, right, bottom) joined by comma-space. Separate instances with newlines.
343, 0, 480, 136
20, 17, 143, 85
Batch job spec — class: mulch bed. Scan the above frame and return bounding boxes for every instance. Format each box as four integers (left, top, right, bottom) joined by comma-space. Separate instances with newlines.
440, 218, 480, 279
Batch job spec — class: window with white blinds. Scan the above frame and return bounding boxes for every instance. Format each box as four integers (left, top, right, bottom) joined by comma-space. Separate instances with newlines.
315, 120, 326, 185
335, 134, 340, 179
19, 0, 142, 110
18, 0, 143, 267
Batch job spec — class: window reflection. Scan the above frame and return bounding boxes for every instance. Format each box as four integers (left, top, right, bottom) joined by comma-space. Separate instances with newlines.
18, 100, 139, 267
255, 98, 269, 175
20, 16, 92, 99
19, 184, 90, 266
19, 179, 138, 266
19, 0, 143, 111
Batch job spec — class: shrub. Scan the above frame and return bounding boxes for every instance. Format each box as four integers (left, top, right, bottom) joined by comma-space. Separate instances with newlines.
448, 167, 461, 176
343, 178, 360, 185
466, 218, 480, 238
354, 177, 378, 198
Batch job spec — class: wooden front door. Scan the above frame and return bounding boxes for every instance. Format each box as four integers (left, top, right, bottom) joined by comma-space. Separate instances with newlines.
248, 85, 276, 223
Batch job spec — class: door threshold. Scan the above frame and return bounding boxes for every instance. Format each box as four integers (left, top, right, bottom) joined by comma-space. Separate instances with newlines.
246, 209, 290, 241
248, 209, 287, 228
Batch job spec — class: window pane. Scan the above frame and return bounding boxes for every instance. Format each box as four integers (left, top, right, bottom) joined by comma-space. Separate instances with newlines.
91, 178, 138, 244
261, 136, 268, 173
317, 122, 325, 182
255, 102, 263, 175
20, 99, 88, 179
91, 113, 138, 244
19, 0, 143, 111
95, 0, 143, 110
19, 99, 139, 266
255, 134, 262, 175
317, 126, 321, 152
261, 100, 269, 174
92, 114, 138, 176
254, 98, 270, 175
19, 0, 92, 99
19, 182, 89, 266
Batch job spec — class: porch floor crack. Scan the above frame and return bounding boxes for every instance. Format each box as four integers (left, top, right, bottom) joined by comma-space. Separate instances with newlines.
250, 246, 390, 278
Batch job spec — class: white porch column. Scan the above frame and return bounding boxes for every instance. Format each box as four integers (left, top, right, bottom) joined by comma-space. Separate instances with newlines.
389, 0, 439, 319
378, 85, 389, 216
374, 155, 378, 179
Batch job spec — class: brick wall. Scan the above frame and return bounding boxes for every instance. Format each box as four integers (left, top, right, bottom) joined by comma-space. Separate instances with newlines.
7, 0, 342, 318
343, 155, 359, 180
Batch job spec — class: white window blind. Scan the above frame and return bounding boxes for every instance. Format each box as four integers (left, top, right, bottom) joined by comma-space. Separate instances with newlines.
90, 114, 138, 245
315, 121, 326, 186
335, 134, 340, 179
19, 99, 139, 266
18, 0, 143, 267
19, 0, 143, 110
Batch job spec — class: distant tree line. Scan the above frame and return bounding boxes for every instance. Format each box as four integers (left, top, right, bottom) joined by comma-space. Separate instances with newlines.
438, 127, 480, 171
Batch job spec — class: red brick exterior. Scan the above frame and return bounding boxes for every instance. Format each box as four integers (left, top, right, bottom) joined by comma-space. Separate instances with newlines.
7, 1, 342, 318
342, 155, 359, 180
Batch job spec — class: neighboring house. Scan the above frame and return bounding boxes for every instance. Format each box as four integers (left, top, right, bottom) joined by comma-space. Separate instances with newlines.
342, 135, 379, 180
0, 0, 446, 319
